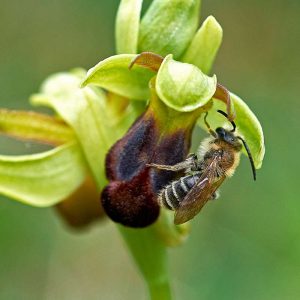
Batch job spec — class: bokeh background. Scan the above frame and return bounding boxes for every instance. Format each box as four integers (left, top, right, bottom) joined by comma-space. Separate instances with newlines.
0, 0, 299, 299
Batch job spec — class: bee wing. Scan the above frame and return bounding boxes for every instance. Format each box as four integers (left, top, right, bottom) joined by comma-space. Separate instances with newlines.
174, 158, 226, 225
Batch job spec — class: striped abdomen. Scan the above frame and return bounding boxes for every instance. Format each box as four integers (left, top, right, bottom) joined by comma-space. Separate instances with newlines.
159, 173, 201, 210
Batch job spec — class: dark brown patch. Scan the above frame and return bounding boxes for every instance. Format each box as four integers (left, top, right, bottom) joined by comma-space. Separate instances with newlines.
105, 113, 157, 181
101, 169, 160, 228
150, 129, 192, 193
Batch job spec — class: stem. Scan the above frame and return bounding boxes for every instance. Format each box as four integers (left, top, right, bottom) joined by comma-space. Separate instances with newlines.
118, 225, 173, 300
148, 280, 172, 300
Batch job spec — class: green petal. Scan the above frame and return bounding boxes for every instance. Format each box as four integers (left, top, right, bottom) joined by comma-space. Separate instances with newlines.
0, 143, 86, 207
0, 109, 75, 145
81, 55, 154, 100
156, 55, 217, 112
199, 93, 265, 169
182, 15, 223, 74
116, 0, 143, 54
139, 0, 201, 59
31, 72, 112, 188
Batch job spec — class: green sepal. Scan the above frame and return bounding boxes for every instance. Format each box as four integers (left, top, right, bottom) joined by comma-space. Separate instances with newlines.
0, 109, 75, 145
139, 0, 201, 59
116, 0, 143, 54
156, 55, 217, 112
81, 55, 154, 100
182, 15, 223, 74
199, 93, 265, 169
0, 143, 86, 207
31, 71, 111, 188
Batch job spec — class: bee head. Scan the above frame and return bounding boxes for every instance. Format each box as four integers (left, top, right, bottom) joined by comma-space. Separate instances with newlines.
215, 127, 241, 149
204, 110, 257, 181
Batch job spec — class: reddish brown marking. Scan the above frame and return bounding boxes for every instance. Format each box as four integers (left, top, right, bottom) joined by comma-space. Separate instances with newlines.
213, 83, 236, 121
129, 52, 164, 72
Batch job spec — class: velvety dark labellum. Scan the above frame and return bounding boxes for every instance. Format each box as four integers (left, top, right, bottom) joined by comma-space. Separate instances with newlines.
102, 169, 160, 228
102, 110, 194, 228
105, 114, 157, 182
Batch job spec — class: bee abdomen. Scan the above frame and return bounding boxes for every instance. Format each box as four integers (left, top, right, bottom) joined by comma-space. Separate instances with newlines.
159, 174, 201, 210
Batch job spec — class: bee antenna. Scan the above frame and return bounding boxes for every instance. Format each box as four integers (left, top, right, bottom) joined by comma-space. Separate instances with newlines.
204, 112, 217, 137
237, 136, 256, 181
217, 110, 236, 132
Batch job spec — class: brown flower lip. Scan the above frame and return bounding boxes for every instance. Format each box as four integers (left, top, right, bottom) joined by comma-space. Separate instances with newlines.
101, 91, 203, 228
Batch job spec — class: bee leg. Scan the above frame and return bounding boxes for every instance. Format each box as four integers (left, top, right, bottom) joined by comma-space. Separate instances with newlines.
147, 162, 189, 172
187, 153, 197, 159
147, 156, 197, 172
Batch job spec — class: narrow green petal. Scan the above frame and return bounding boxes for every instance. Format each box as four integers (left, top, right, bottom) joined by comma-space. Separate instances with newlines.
139, 0, 201, 59
81, 55, 154, 100
116, 0, 143, 54
31, 72, 112, 188
156, 55, 217, 112
0, 143, 86, 207
182, 15, 223, 74
199, 93, 265, 169
0, 109, 75, 145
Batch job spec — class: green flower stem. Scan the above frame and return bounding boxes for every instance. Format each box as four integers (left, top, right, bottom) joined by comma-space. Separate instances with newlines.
118, 225, 172, 300
148, 280, 172, 300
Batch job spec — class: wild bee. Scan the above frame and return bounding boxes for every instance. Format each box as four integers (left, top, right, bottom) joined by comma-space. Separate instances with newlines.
148, 110, 256, 224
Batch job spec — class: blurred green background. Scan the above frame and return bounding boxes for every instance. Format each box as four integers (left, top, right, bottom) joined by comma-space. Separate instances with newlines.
0, 0, 299, 299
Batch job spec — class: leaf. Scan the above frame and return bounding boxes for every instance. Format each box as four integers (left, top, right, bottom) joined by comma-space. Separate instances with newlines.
156, 55, 217, 112
0, 143, 86, 207
81, 55, 154, 100
31, 72, 112, 188
0, 109, 75, 145
199, 93, 265, 169
115, 0, 143, 54
182, 15, 223, 74
138, 0, 201, 59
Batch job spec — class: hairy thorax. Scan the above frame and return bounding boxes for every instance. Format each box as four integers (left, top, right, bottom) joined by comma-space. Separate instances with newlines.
199, 139, 241, 178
